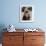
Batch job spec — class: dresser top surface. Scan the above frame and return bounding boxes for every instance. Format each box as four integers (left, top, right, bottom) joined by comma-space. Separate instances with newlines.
3, 29, 45, 33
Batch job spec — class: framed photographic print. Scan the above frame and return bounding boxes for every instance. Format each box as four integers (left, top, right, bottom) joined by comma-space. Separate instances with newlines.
20, 5, 34, 22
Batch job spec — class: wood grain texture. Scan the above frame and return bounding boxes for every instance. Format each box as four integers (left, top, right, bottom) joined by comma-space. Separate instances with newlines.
24, 32, 45, 46
2, 31, 45, 46
2, 32, 23, 46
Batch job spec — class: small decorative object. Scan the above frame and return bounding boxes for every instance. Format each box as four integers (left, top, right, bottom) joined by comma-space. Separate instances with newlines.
24, 28, 39, 32
24, 29, 33, 32
24, 29, 29, 32
20, 5, 34, 22
7, 24, 16, 32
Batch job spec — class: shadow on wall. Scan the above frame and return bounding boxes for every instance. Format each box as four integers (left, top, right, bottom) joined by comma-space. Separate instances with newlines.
0, 24, 7, 43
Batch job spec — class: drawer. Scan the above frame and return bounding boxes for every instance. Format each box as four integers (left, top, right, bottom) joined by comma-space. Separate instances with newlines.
3, 43, 15, 46
32, 36, 45, 44
3, 36, 14, 44
3, 43, 23, 46
3, 32, 23, 36
31, 44, 44, 46
24, 32, 44, 36
3, 35, 23, 44
3, 37, 23, 46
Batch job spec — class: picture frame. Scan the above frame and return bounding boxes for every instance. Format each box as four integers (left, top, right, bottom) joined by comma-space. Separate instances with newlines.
20, 5, 34, 22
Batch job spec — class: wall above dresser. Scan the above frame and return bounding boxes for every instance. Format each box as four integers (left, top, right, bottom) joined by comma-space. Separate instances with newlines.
0, 0, 46, 30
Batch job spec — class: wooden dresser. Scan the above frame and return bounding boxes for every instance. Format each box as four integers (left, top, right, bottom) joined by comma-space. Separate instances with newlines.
2, 30, 45, 46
